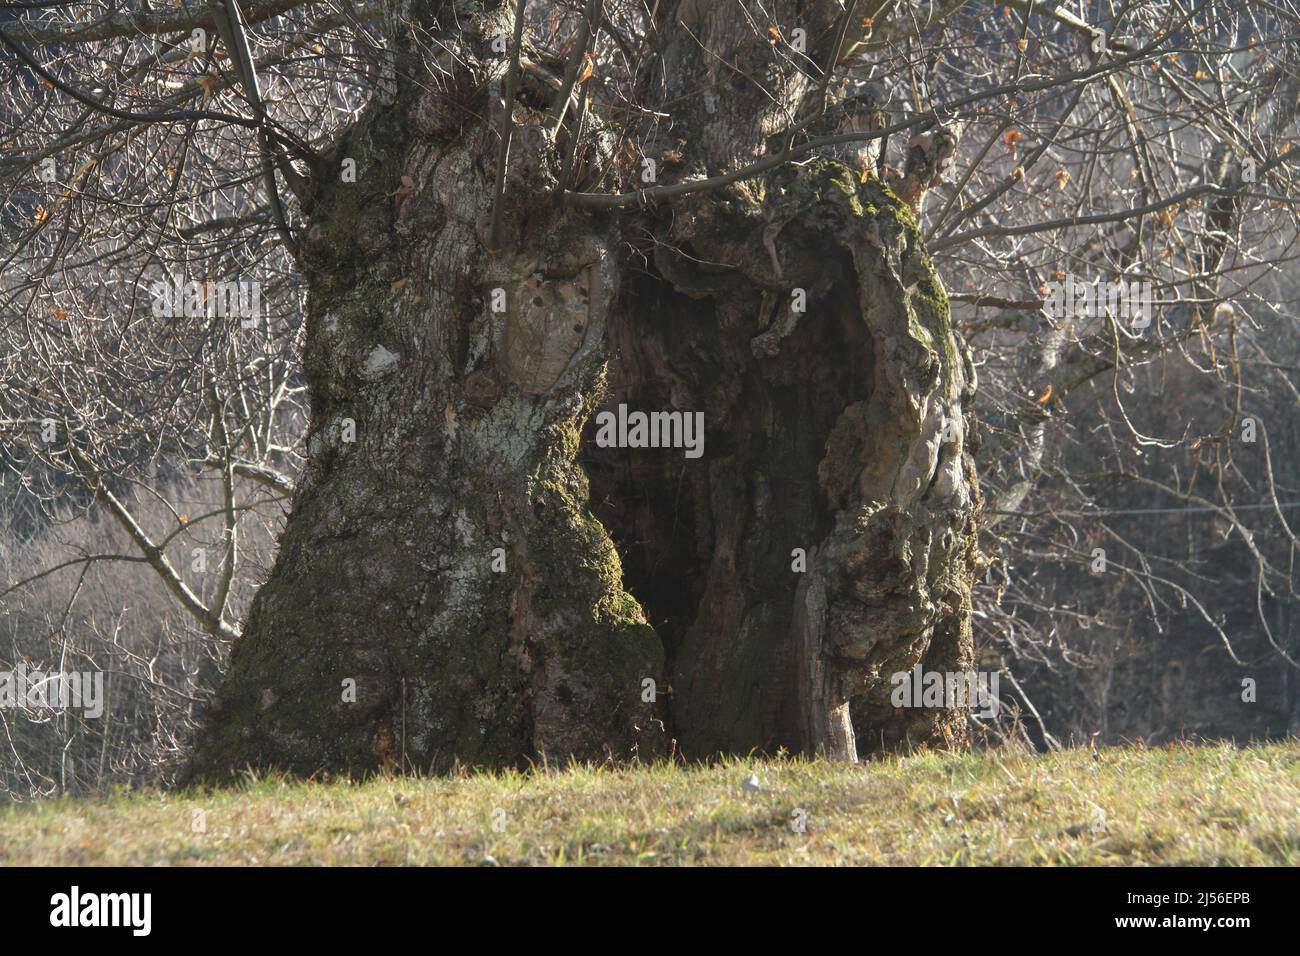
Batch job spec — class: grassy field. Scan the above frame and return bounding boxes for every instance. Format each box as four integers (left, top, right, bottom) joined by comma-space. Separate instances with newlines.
2, 741, 1297, 866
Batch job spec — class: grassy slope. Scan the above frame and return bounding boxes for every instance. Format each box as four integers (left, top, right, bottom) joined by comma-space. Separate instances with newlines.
2, 742, 1297, 866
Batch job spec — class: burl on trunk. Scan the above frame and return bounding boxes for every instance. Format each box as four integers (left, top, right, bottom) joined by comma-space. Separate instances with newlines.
188, 0, 979, 781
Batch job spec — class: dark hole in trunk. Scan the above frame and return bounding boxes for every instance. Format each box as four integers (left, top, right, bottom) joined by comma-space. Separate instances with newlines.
581, 246, 875, 751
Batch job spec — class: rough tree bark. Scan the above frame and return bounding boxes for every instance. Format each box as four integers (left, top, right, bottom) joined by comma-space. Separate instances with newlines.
188, 0, 979, 780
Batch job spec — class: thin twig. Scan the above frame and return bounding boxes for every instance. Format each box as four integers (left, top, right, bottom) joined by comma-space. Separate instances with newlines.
488, 0, 529, 250
548, 0, 600, 132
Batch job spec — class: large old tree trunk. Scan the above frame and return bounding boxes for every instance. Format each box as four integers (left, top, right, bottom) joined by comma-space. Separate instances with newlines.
189, 0, 979, 780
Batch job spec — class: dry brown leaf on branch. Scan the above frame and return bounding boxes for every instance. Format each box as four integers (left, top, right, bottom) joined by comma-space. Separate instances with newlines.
392, 175, 417, 219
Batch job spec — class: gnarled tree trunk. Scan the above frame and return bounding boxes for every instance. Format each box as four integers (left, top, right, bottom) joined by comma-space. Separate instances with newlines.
189, 0, 979, 781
